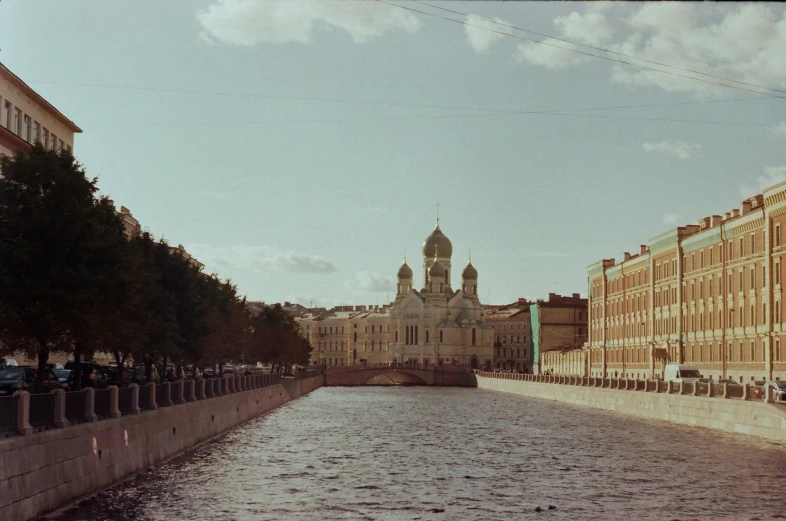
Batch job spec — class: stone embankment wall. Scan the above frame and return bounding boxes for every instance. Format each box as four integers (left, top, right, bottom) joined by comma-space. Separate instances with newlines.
477, 375, 786, 443
0, 375, 324, 521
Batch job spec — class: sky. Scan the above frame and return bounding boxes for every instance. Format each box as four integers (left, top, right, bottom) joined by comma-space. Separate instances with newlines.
1, 1, 785, 308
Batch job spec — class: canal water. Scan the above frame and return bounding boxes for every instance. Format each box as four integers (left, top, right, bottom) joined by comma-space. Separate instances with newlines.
47, 387, 786, 521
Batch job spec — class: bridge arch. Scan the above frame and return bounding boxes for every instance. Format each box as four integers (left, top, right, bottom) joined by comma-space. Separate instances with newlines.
366, 371, 427, 386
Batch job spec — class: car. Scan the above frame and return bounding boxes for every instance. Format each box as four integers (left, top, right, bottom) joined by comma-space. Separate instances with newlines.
0, 366, 61, 394
97, 365, 133, 387
712, 378, 738, 386
762, 381, 786, 401
52, 369, 75, 390
0, 358, 19, 368
46, 363, 64, 370
64, 361, 109, 389
664, 363, 702, 383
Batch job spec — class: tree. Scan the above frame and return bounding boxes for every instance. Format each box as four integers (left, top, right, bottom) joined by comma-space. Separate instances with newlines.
249, 304, 311, 373
0, 145, 127, 391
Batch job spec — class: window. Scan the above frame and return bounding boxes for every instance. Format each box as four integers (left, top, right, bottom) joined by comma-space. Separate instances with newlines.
776, 261, 781, 285
371, 325, 375, 333
777, 224, 782, 247
439, 330, 443, 343
426, 330, 429, 343
42, 128, 49, 148
472, 328, 476, 345
776, 339, 782, 362
776, 301, 781, 324
739, 271, 743, 292
33, 122, 40, 143
50, 134, 57, 151
22, 115, 30, 141
2, 100, 9, 127
13, 108, 21, 135
709, 248, 713, 266
751, 234, 756, 254
700, 251, 704, 268
751, 268, 756, 290
739, 238, 744, 258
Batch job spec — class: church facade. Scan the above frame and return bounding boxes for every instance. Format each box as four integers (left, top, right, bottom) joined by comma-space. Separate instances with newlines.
302, 220, 495, 370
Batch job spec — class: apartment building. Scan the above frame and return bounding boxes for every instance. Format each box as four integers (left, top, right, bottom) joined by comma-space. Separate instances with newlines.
0, 61, 81, 158
589, 186, 786, 383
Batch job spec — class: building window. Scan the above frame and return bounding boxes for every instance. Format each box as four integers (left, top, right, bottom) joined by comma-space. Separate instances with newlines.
739, 238, 744, 258
439, 330, 443, 343
776, 301, 781, 324
32, 122, 40, 143
395, 331, 398, 342
50, 134, 57, 151
42, 128, 49, 148
472, 328, 476, 345
777, 225, 782, 247
13, 108, 21, 135
2, 100, 9, 128
426, 330, 430, 343
22, 115, 30, 142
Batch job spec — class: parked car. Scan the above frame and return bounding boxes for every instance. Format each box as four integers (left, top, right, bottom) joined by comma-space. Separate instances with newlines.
46, 363, 64, 370
64, 361, 108, 389
0, 358, 19, 368
762, 381, 786, 401
713, 378, 738, 386
53, 369, 75, 390
0, 366, 61, 394
97, 365, 133, 387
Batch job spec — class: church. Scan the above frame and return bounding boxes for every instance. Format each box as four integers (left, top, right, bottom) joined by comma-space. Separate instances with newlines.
387, 219, 495, 369
300, 219, 495, 369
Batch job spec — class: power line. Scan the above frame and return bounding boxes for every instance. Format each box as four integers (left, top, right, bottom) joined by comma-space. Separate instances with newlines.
29, 79, 771, 116
415, 0, 786, 97
382, 0, 786, 101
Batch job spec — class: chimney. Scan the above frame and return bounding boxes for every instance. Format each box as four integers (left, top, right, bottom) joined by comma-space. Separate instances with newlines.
711, 215, 722, 227
731, 209, 740, 218
640, 245, 648, 255
572, 293, 580, 299
741, 200, 752, 215
548, 293, 557, 301
698, 216, 711, 230
623, 252, 631, 261
724, 212, 731, 220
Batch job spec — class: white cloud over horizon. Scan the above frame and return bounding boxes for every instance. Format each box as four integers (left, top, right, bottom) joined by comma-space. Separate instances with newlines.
186, 244, 338, 274
663, 213, 683, 226
344, 271, 395, 294
740, 165, 786, 198
771, 122, 786, 140
643, 141, 702, 159
197, 0, 422, 46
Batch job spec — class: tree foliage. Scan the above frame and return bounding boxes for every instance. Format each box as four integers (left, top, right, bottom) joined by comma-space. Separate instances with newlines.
0, 146, 309, 389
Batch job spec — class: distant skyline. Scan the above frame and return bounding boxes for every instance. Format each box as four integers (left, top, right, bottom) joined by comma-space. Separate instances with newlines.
2, 1, 785, 307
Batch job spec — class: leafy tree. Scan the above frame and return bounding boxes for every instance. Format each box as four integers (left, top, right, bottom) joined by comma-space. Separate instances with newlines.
0, 145, 126, 391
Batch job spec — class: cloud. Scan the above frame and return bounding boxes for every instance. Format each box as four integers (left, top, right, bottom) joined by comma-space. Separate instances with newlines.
200, 190, 228, 200
196, 0, 422, 46
642, 141, 702, 159
771, 122, 786, 140
740, 165, 786, 198
344, 271, 395, 293
513, 4, 786, 96
663, 213, 683, 226
465, 14, 510, 53
517, 5, 615, 69
186, 244, 337, 274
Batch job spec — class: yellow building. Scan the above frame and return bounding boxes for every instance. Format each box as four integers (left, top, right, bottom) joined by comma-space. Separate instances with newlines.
0, 61, 81, 158
589, 185, 786, 383
298, 220, 495, 369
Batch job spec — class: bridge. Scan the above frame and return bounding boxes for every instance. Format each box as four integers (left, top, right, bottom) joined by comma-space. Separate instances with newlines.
323, 365, 477, 387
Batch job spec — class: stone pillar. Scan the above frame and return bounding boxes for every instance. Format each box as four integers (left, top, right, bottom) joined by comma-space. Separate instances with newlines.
184, 380, 195, 402
195, 380, 205, 400
223, 377, 230, 395
213, 378, 222, 396
107, 385, 121, 418
128, 383, 141, 414
52, 389, 70, 428
679, 381, 686, 395
692, 382, 699, 396
84, 387, 98, 422
172, 381, 185, 405
159, 381, 173, 407
765, 385, 774, 403
723, 382, 730, 399
707, 382, 713, 398
742, 384, 749, 401
147, 382, 158, 410
12, 391, 33, 435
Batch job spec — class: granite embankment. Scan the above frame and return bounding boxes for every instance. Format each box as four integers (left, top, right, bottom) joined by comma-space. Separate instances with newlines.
0, 375, 324, 521
477, 374, 786, 443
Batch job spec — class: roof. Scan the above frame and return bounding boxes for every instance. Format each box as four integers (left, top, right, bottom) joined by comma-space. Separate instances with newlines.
1, 62, 82, 133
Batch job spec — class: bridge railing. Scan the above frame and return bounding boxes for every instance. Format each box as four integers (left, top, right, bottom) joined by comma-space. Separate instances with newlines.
476, 371, 776, 405
0, 370, 290, 438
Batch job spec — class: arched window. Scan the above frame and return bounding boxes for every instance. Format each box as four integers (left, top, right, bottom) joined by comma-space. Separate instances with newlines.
439, 330, 443, 343
405, 326, 410, 345
472, 328, 476, 345
439, 282, 444, 292
426, 330, 430, 343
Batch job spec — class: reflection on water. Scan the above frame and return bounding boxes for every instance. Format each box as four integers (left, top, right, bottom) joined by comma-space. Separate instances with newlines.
46, 387, 786, 521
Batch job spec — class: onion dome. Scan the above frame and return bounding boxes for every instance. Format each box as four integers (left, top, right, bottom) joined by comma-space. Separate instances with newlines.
397, 260, 413, 279
462, 261, 478, 279
428, 260, 446, 277
422, 222, 453, 258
